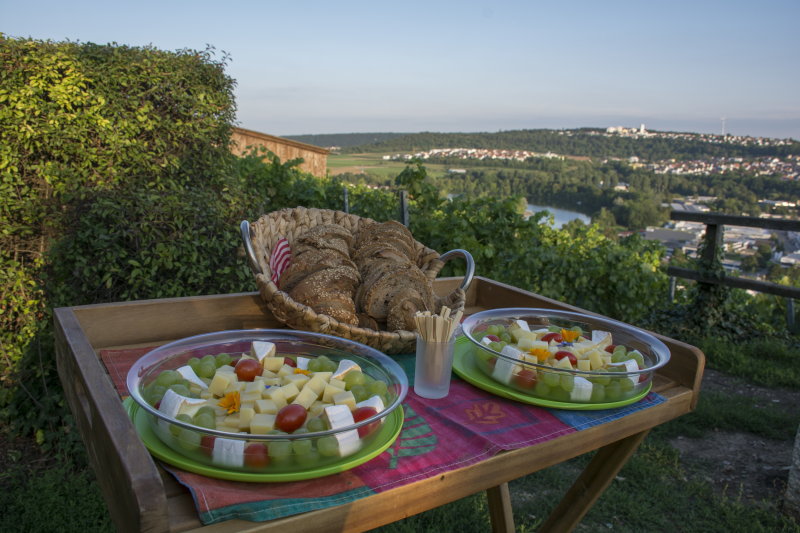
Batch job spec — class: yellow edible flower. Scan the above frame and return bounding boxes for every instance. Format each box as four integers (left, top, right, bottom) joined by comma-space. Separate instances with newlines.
294, 368, 311, 376
218, 391, 240, 414
529, 347, 551, 362
560, 329, 581, 343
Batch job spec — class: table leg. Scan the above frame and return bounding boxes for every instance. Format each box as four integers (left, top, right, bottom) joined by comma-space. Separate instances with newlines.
538, 430, 650, 533
486, 482, 515, 533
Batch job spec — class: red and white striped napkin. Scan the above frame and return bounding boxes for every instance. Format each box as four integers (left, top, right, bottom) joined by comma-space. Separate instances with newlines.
269, 238, 292, 284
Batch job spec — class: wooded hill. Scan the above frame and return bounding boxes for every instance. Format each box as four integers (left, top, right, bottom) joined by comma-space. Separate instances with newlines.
288, 129, 800, 161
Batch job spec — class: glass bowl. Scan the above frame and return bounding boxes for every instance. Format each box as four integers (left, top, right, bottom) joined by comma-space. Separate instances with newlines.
126, 329, 408, 474
460, 308, 670, 405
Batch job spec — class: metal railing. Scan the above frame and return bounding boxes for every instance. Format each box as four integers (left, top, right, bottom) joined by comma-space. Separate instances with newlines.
666, 210, 800, 329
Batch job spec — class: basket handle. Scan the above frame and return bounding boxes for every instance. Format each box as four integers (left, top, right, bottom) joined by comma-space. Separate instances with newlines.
240, 220, 262, 275
439, 249, 475, 292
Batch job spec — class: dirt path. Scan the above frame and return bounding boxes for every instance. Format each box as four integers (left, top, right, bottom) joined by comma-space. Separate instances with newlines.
669, 368, 800, 508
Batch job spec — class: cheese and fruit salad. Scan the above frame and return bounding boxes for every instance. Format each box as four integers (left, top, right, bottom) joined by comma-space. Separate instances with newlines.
141, 341, 392, 470
474, 319, 651, 403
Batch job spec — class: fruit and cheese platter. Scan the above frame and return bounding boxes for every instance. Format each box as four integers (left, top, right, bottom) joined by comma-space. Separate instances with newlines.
126, 330, 408, 479
459, 308, 670, 408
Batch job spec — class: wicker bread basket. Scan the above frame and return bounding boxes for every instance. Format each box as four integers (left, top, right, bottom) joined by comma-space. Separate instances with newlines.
241, 207, 474, 354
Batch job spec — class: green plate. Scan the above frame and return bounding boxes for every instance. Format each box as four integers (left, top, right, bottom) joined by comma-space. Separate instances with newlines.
452, 337, 651, 410
125, 398, 404, 482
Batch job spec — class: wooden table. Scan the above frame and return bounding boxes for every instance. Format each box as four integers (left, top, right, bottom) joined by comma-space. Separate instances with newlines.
54, 276, 704, 532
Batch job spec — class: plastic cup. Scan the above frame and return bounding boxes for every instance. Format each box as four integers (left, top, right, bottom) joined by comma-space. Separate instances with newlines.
413, 334, 456, 399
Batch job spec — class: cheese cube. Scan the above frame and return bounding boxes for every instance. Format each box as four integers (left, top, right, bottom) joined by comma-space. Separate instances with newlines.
491, 359, 518, 384
355, 395, 385, 413
570, 377, 594, 402
589, 350, 604, 370
224, 380, 245, 394
577, 359, 592, 372
284, 372, 310, 389
262, 377, 282, 387
313, 371, 333, 382
303, 375, 328, 397
240, 390, 262, 404
250, 341, 276, 362
514, 319, 530, 331
255, 398, 280, 414
610, 360, 639, 386
332, 360, 361, 380
333, 429, 361, 457
239, 406, 255, 429
244, 380, 265, 393
308, 402, 328, 418
277, 364, 296, 378
176, 365, 208, 389
323, 404, 354, 429
222, 414, 240, 428
277, 382, 300, 402
212, 438, 244, 468
216, 364, 236, 374
261, 356, 284, 373
333, 390, 357, 411
208, 372, 233, 397
322, 383, 346, 403
250, 413, 277, 434
292, 386, 319, 409
329, 378, 346, 390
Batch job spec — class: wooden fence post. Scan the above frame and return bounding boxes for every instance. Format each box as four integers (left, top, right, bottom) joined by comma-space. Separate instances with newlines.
343, 186, 349, 213
399, 190, 410, 227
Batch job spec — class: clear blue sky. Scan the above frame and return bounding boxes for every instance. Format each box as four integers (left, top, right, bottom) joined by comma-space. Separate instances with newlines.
4, 0, 799, 139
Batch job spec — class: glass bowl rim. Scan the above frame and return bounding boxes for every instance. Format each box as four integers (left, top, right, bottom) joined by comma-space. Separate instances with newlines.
461, 307, 671, 376
126, 328, 409, 440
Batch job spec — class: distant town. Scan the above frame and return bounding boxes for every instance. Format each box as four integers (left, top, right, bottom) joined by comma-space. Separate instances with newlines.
385, 126, 800, 181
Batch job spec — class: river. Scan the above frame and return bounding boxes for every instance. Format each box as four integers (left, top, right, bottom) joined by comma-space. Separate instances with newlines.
526, 203, 591, 228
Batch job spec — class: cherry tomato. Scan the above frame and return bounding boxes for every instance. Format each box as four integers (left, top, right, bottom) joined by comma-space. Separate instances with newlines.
200, 435, 216, 457
555, 350, 577, 366
513, 369, 537, 389
352, 406, 380, 437
234, 358, 263, 382
244, 442, 270, 468
283, 357, 297, 368
275, 404, 307, 433
604, 344, 617, 353
639, 373, 649, 383
484, 334, 501, 342
487, 357, 497, 370
541, 332, 563, 343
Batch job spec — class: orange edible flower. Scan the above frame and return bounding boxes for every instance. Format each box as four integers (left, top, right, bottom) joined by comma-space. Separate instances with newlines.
218, 391, 241, 414
560, 329, 581, 343
294, 368, 312, 376
529, 347, 551, 362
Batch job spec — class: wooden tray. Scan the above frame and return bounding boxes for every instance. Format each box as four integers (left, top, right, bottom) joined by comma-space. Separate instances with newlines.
54, 276, 704, 532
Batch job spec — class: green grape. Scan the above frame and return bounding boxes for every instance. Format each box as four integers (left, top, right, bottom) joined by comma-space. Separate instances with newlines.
170, 414, 193, 436
178, 429, 201, 451
618, 377, 634, 392
362, 373, 375, 385
201, 354, 216, 366
542, 371, 561, 388
559, 374, 574, 392
306, 417, 327, 433
292, 438, 313, 455
547, 325, 561, 333
169, 383, 191, 397
589, 375, 611, 385
317, 436, 339, 457
489, 341, 505, 352
486, 324, 501, 336
155, 370, 182, 387
605, 381, 622, 400
613, 345, 627, 357
569, 325, 583, 334
549, 388, 570, 402
350, 384, 370, 403
499, 332, 512, 343
368, 380, 388, 397
611, 351, 629, 363
195, 405, 216, 417
187, 357, 201, 372
295, 449, 321, 467
215, 352, 232, 368
197, 361, 216, 379
307, 358, 323, 372
534, 381, 551, 397
193, 412, 216, 430
344, 371, 366, 389
629, 350, 645, 368
268, 441, 292, 463
590, 385, 606, 402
